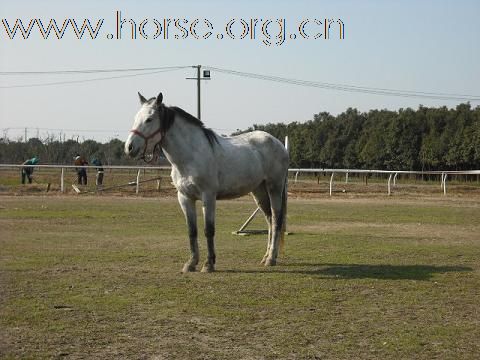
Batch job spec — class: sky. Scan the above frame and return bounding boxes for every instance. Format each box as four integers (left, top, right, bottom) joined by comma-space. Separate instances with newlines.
0, 0, 479, 142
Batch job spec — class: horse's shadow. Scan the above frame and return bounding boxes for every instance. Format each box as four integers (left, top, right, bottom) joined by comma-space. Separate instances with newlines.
220, 263, 473, 281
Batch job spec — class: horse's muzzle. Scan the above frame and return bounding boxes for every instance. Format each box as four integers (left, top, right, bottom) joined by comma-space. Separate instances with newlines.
124, 136, 140, 158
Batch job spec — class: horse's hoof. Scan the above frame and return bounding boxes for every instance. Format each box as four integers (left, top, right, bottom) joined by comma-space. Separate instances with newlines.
182, 263, 197, 273
260, 254, 269, 264
264, 257, 276, 266
201, 263, 215, 273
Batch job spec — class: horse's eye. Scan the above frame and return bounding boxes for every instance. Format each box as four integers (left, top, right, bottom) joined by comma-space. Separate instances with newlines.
145, 118, 153, 123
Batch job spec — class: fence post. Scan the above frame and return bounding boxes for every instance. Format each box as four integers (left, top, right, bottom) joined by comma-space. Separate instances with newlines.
284, 136, 289, 235
329, 172, 335, 196
387, 173, 393, 196
136, 169, 141, 195
443, 173, 447, 196
61, 168, 65, 193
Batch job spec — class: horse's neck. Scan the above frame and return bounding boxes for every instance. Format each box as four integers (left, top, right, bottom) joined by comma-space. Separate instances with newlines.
161, 117, 209, 172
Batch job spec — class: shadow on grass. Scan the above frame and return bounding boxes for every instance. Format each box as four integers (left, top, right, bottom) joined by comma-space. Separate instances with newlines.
220, 263, 473, 281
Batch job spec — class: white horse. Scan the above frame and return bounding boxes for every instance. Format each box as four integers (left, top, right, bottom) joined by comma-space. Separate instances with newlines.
125, 92, 289, 272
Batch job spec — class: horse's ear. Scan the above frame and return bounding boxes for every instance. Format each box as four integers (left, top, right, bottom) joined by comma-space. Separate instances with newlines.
156, 92, 163, 105
138, 92, 147, 104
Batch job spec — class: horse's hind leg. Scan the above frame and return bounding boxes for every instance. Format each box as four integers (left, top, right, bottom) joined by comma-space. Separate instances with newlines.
201, 193, 216, 273
178, 192, 199, 273
251, 183, 272, 264
264, 181, 285, 266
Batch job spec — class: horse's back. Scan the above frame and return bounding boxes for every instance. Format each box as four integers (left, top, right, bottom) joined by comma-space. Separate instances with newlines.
220, 130, 288, 168
214, 131, 288, 197
244, 131, 288, 162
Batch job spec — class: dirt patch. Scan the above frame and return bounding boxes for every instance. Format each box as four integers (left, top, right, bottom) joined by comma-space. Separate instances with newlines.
293, 222, 480, 245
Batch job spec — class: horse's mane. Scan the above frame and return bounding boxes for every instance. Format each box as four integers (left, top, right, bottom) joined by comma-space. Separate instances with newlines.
166, 105, 218, 148
145, 97, 218, 148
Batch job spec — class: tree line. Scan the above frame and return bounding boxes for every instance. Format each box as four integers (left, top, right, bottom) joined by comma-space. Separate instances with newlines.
0, 137, 136, 165
236, 103, 480, 170
1, 103, 479, 170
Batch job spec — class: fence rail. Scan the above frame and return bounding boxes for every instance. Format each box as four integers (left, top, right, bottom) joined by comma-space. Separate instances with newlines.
0, 164, 170, 170
288, 168, 480, 196
0, 164, 170, 194
1, 164, 479, 196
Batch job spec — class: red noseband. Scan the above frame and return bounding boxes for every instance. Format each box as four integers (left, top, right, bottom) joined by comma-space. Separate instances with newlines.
129, 125, 163, 162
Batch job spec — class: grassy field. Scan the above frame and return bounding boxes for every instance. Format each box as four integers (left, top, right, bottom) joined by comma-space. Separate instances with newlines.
0, 195, 479, 359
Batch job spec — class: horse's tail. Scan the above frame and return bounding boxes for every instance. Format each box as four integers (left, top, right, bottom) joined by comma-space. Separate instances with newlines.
279, 170, 288, 255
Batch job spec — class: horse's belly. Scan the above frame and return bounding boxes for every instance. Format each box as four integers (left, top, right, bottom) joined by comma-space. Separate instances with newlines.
216, 171, 263, 199
216, 182, 260, 200
215, 149, 265, 198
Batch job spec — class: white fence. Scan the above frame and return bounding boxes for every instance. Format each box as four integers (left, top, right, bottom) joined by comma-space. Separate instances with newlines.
0, 164, 170, 194
1, 164, 480, 196
289, 168, 480, 196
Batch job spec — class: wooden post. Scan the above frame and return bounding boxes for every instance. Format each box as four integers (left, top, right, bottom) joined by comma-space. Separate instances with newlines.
237, 207, 261, 233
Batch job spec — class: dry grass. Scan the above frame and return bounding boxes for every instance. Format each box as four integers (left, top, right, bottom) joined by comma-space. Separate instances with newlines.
0, 195, 479, 359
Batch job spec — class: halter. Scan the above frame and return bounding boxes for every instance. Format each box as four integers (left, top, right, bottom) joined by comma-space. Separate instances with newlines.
129, 117, 163, 163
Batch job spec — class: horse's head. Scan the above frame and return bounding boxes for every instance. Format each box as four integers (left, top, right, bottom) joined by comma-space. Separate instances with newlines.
124, 92, 165, 162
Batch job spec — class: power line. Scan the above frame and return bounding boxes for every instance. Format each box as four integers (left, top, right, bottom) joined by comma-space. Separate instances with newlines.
1, 64, 479, 101
2, 126, 241, 135
0, 67, 188, 89
207, 66, 480, 102
0, 65, 190, 76
1, 126, 124, 133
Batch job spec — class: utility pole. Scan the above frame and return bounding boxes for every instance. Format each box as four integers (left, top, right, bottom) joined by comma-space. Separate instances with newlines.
186, 65, 211, 120
24, 127, 27, 142
196, 65, 201, 120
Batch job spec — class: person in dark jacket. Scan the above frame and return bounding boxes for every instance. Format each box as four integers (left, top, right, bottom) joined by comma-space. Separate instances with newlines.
74, 154, 88, 185
21, 157, 39, 184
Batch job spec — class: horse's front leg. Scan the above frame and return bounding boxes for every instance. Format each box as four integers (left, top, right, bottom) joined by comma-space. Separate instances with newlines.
201, 193, 216, 273
178, 192, 199, 273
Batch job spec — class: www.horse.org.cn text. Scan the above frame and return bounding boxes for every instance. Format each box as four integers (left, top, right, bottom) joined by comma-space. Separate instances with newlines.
1, 11, 345, 46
